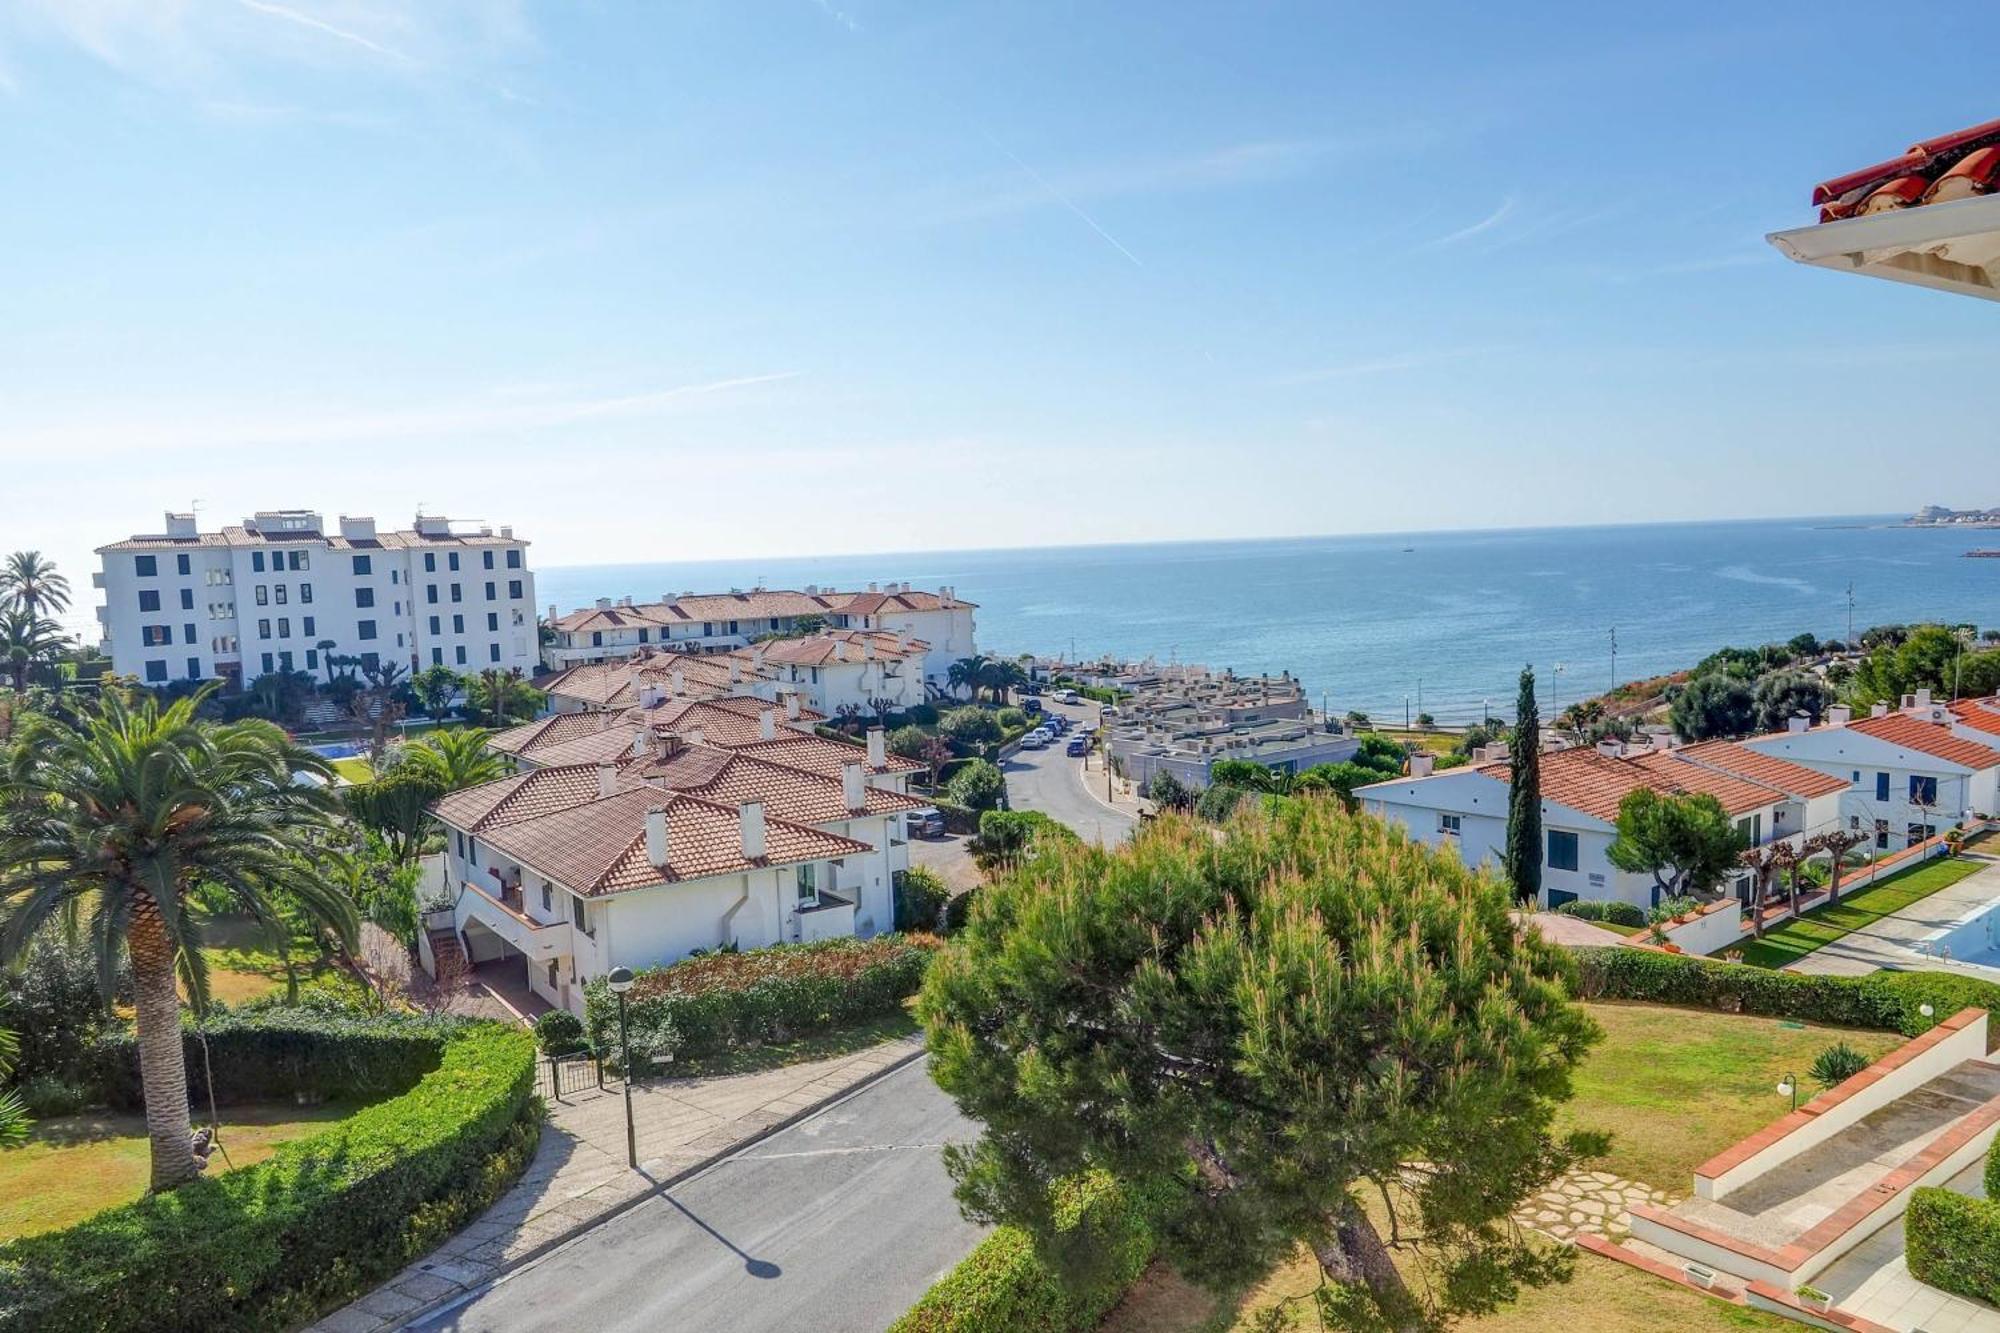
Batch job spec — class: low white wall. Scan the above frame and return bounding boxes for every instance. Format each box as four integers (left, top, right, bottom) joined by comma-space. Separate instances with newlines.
1697, 1013, 1988, 1199
1794, 1111, 2000, 1284
1627, 1211, 1791, 1290
1660, 901, 1746, 956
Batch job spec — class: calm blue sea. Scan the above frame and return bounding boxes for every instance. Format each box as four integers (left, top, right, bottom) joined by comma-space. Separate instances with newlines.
537, 516, 2000, 724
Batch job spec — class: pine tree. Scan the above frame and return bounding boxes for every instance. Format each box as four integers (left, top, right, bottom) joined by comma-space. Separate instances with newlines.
1504, 665, 1543, 904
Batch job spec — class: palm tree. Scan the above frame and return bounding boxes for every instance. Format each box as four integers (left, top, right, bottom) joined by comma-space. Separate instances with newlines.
948, 655, 991, 703
0, 688, 354, 1190
0, 551, 71, 619
399, 727, 504, 791
0, 605, 68, 691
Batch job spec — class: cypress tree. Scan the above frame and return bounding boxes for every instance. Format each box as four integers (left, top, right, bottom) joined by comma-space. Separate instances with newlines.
1504, 665, 1543, 904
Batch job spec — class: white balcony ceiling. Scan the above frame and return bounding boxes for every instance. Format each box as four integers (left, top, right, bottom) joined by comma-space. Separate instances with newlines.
1768, 194, 2000, 304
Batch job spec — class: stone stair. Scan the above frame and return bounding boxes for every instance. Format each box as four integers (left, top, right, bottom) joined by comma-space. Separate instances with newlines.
425, 927, 467, 981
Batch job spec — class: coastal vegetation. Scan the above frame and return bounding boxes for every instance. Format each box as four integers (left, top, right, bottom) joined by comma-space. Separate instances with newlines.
1504, 666, 1543, 903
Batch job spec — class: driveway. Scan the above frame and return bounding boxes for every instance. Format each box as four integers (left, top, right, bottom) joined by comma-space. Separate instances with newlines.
1003, 700, 1137, 847
408, 1060, 984, 1333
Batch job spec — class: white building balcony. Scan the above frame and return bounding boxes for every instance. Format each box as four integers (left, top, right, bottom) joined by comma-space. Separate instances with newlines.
454, 878, 571, 964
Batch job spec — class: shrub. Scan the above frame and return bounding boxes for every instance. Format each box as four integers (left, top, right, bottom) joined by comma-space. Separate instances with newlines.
86, 1007, 451, 1110
900, 703, 940, 727
944, 889, 980, 934
968, 809, 1079, 873
887, 725, 934, 761
535, 1009, 588, 1057
1907, 1184, 2000, 1305
0, 938, 116, 1086
888, 1173, 1162, 1333
946, 760, 1007, 813
996, 707, 1026, 732
15, 1075, 86, 1119
1568, 946, 2000, 1035
1551, 900, 1644, 927
1810, 1041, 1872, 1087
582, 936, 937, 1063
940, 707, 1003, 750
0, 1022, 536, 1333
896, 867, 951, 933
1195, 782, 1253, 823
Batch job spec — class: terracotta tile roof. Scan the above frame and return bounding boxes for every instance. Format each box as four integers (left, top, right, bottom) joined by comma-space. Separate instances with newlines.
1949, 697, 2000, 740
1847, 711, 2000, 769
732, 629, 928, 667
1670, 741, 1852, 799
733, 734, 923, 778
547, 585, 976, 633
431, 764, 613, 833
486, 711, 623, 757
1474, 746, 1779, 823
685, 753, 928, 824
474, 788, 872, 896
537, 651, 756, 710
1813, 117, 2000, 223
525, 728, 653, 769
94, 532, 232, 552
620, 743, 739, 789
618, 694, 824, 746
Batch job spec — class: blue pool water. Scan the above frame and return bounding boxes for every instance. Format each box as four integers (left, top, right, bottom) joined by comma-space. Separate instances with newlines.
1915, 903, 2000, 969
307, 741, 364, 760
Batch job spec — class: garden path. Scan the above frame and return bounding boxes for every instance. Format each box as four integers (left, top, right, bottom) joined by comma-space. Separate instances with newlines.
1512, 1167, 1677, 1245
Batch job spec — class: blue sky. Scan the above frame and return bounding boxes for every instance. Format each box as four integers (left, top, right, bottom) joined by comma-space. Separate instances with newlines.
3, 1, 1997, 591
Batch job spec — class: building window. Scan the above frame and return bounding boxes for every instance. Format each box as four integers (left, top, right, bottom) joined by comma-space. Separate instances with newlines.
187, 657, 202, 679
352, 554, 372, 576
571, 896, 587, 933
796, 863, 817, 903
546, 960, 559, 990
182, 623, 196, 644
176, 553, 191, 575
540, 884, 552, 913
1908, 823, 1937, 847
448, 552, 460, 572
1735, 814, 1762, 846
490, 643, 501, 662
450, 583, 462, 603
1909, 775, 1938, 806
276, 618, 289, 638
357, 619, 377, 641
426, 584, 438, 604
592, 631, 603, 647
487, 612, 499, 632
179, 588, 193, 610
306, 649, 318, 671
428, 615, 440, 635
291, 550, 308, 571
425, 553, 437, 573
1437, 813, 1461, 837
274, 584, 287, 605
254, 585, 268, 606
507, 549, 522, 569
483, 550, 494, 570
480, 581, 493, 601
1874, 819, 1890, 850
431, 647, 443, 664
145, 659, 167, 682
303, 615, 315, 636
355, 587, 375, 609
452, 614, 464, 634
141, 625, 170, 646
455, 645, 467, 665
138, 589, 161, 612
509, 579, 523, 599
260, 652, 274, 674
1546, 830, 1579, 872
257, 618, 271, 638
1876, 772, 1891, 802
252, 552, 265, 573
300, 582, 312, 604
278, 650, 293, 672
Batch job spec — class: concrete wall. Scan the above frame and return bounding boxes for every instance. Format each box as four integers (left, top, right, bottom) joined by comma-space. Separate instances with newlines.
1656, 900, 1747, 956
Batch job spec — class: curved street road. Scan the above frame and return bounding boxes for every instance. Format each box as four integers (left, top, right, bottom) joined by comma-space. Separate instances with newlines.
409, 1061, 984, 1333
1001, 699, 1137, 847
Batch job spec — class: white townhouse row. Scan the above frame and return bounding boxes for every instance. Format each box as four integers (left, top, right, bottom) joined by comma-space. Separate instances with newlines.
542, 582, 976, 690
95, 509, 538, 686
536, 629, 930, 719
1358, 738, 1849, 911
427, 691, 927, 1015
1737, 694, 2000, 848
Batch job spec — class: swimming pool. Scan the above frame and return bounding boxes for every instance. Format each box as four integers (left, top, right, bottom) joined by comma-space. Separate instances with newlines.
306, 741, 364, 761
1909, 900, 2000, 969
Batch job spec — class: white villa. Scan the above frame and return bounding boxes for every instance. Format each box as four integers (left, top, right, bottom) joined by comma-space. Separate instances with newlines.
1739, 696, 2000, 851
541, 583, 976, 691
427, 716, 927, 1016
1358, 739, 1847, 910
94, 509, 537, 686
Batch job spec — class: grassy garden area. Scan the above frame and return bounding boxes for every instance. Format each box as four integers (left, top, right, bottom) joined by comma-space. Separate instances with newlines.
0, 1102, 360, 1242
191, 914, 345, 1006
331, 755, 374, 784
1101, 999, 1901, 1332
1732, 852, 1989, 970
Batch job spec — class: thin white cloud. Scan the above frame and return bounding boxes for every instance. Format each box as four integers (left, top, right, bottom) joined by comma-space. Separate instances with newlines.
10, 371, 803, 456
235, 0, 410, 62
1413, 195, 1519, 250
982, 132, 1143, 267
807, 0, 860, 32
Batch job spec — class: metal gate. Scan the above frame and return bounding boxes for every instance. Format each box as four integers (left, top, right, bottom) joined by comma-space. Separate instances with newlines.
533, 1052, 610, 1101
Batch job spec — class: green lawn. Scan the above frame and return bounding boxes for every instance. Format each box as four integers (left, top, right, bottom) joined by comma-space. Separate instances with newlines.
0, 1103, 359, 1241
332, 756, 374, 784
1731, 853, 1989, 970
193, 915, 343, 1006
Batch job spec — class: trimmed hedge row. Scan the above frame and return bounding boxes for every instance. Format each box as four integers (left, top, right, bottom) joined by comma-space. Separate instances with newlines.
888, 1174, 1162, 1333
1907, 1184, 2000, 1304
0, 1021, 538, 1333
1570, 946, 2000, 1036
87, 1007, 449, 1110
1554, 899, 1647, 928
583, 935, 937, 1064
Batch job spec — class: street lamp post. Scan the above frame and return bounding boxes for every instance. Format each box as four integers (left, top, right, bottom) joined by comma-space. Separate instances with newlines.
608, 966, 637, 1169
1777, 1071, 1799, 1113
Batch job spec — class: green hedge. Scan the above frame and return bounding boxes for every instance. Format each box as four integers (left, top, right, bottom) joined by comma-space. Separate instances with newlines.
888, 1173, 1161, 1333
583, 935, 936, 1064
87, 1007, 448, 1109
0, 1021, 537, 1333
1570, 946, 2000, 1035
1908, 1182, 2000, 1304
1554, 899, 1647, 928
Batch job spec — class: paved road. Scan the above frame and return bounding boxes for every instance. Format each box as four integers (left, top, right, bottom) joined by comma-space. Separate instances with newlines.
410, 1061, 985, 1333
1002, 699, 1137, 846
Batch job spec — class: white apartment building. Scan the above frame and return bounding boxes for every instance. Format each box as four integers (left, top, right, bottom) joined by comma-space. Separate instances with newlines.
542, 583, 976, 691
1358, 739, 1847, 911
95, 510, 537, 686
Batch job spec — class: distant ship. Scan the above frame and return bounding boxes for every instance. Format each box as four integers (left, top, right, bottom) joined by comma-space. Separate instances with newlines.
1967, 549, 2000, 559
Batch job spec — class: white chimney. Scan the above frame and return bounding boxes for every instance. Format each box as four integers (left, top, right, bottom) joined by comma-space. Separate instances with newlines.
784, 692, 802, 720
728, 659, 742, 684
639, 683, 661, 708
842, 761, 866, 812
867, 581, 878, 593
834, 640, 850, 662
548, 603, 558, 622
1828, 705, 1852, 726
645, 805, 668, 867
1409, 753, 1435, 777
687, 727, 706, 748
1596, 739, 1624, 758
760, 710, 777, 741
751, 645, 766, 671
597, 597, 612, 610
739, 801, 767, 859
1915, 687, 1933, 707
671, 668, 686, 696
631, 731, 651, 759
165, 512, 198, 538
897, 629, 911, 652
1787, 712, 1810, 734
1872, 702, 1890, 718
863, 638, 876, 660
597, 763, 618, 797
867, 726, 887, 768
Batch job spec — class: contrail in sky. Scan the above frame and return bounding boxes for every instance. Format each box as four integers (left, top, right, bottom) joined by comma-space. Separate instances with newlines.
982, 130, 1144, 268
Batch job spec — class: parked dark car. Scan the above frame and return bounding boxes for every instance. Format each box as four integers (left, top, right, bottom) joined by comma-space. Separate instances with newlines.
1065, 736, 1089, 757
1022, 696, 1044, 714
